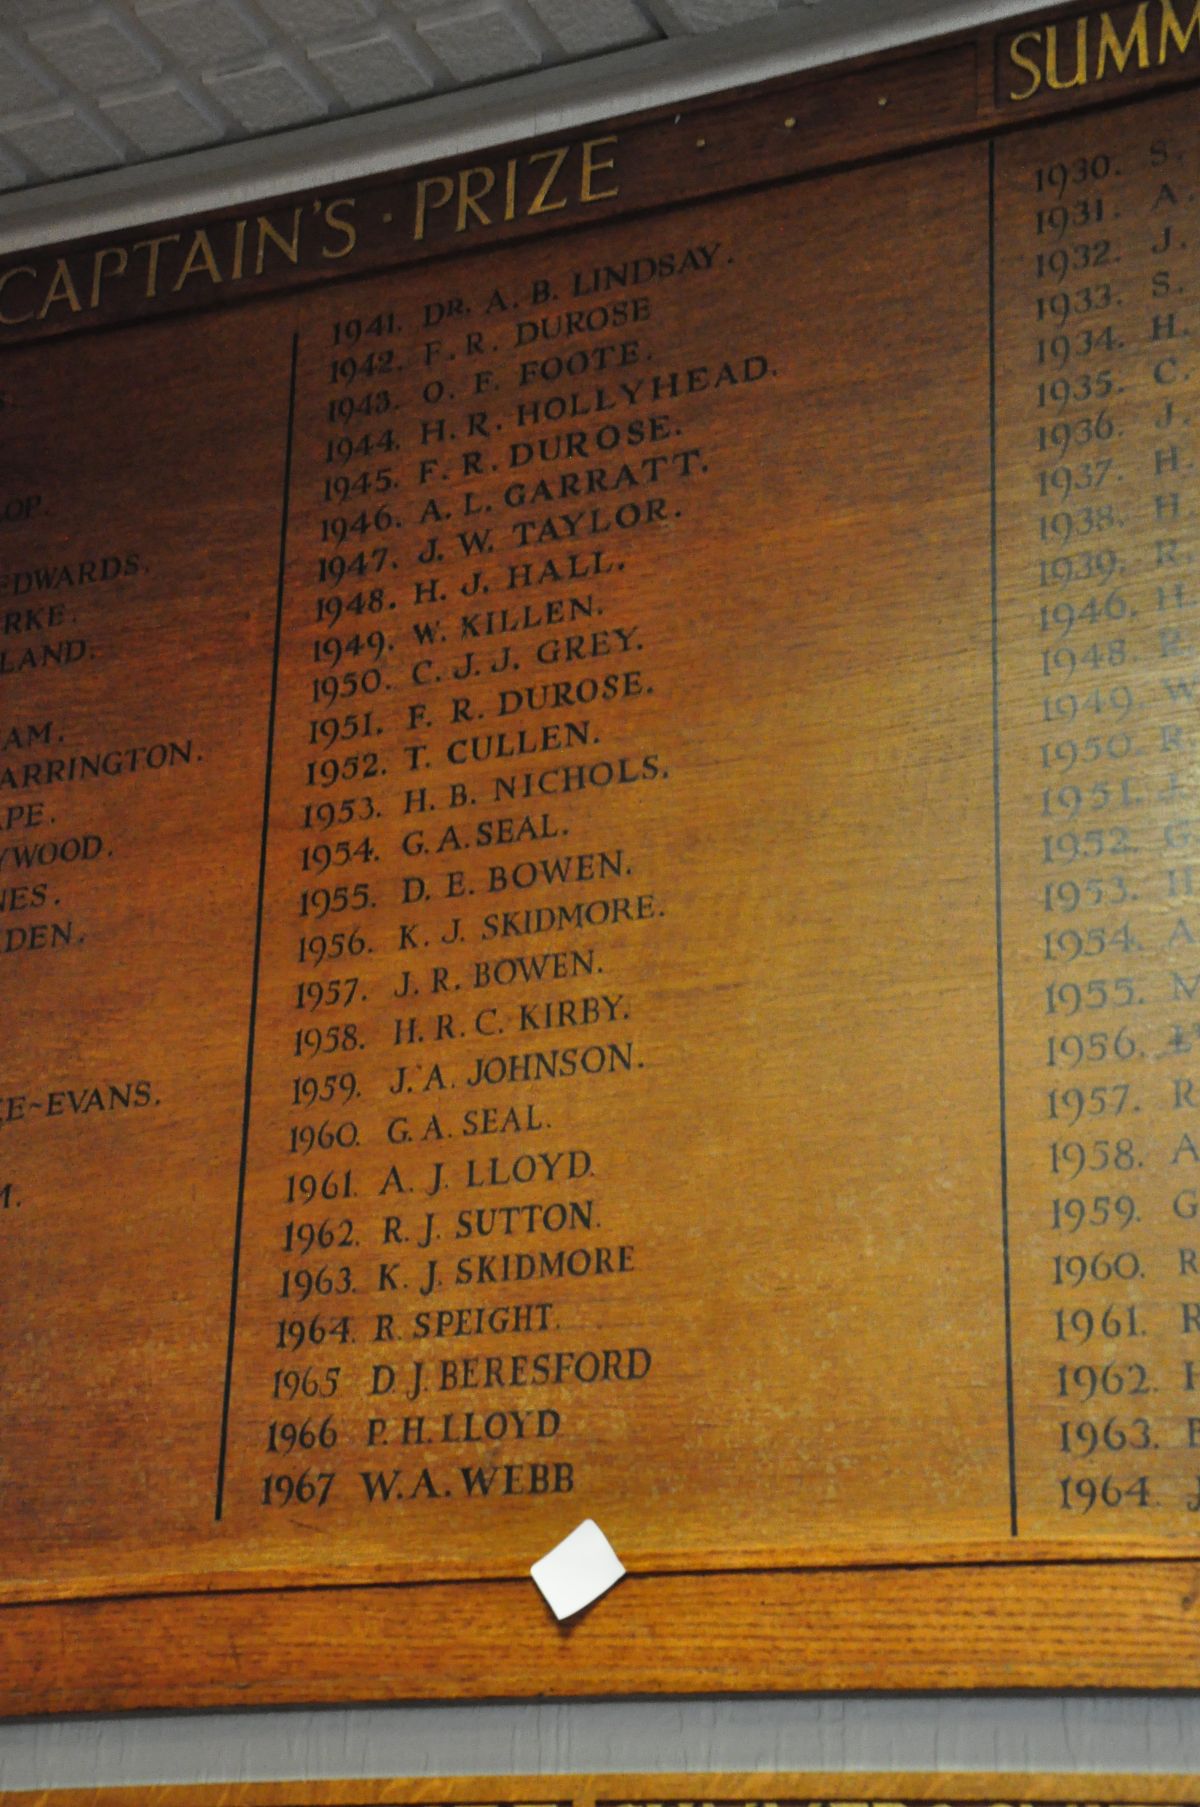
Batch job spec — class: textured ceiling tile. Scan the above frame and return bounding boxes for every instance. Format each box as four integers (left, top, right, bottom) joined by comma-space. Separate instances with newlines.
2, 103, 121, 175
135, 0, 265, 67
101, 74, 222, 150
526, 0, 659, 53
28, 8, 160, 93
310, 28, 432, 107
0, 137, 25, 188
204, 53, 327, 128
0, 1, 83, 20
659, 0, 777, 24
418, 4, 541, 82
0, 39, 57, 111
0, 0, 948, 199
257, 0, 378, 38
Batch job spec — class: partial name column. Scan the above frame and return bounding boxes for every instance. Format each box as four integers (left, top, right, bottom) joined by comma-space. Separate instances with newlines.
0, 305, 297, 1598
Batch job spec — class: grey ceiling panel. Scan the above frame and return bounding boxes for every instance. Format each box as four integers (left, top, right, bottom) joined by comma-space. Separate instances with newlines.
0, 0, 674, 191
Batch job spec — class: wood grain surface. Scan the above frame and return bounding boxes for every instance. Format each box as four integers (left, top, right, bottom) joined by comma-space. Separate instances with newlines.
5, 1771, 1200, 1807
8, 1561, 1200, 1711
5, 0, 1200, 1713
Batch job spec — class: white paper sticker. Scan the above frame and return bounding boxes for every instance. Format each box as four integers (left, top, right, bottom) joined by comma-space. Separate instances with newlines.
530, 1518, 626, 1620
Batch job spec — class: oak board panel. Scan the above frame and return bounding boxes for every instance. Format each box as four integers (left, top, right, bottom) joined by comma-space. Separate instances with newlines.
5, 0, 1200, 1710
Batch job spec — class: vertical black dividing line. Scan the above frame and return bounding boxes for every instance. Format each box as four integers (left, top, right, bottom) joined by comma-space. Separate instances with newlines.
215, 330, 300, 1523
988, 139, 1020, 1537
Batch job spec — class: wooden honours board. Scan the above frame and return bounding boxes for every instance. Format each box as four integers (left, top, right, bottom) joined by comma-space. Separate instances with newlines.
11, 0, 1200, 1712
